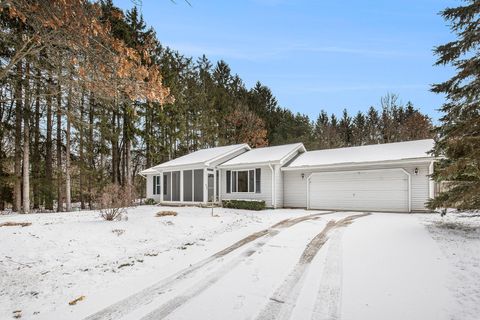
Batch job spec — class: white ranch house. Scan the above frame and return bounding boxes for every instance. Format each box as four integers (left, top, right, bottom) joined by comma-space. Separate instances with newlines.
140, 139, 436, 212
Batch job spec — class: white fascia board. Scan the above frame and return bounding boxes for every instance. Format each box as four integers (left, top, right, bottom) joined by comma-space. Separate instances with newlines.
218, 161, 281, 169
281, 157, 437, 171
156, 163, 208, 172
205, 144, 251, 166
279, 144, 306, 165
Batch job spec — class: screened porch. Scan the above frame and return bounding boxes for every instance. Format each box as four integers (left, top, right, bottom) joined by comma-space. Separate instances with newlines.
152, 168, 219, 204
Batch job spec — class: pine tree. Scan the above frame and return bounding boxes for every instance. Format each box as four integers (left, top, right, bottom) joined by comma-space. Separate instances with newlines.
429, 0, 480, 210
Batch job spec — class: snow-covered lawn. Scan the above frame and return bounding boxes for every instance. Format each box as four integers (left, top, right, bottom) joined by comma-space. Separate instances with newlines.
0, 206, 307, 319
1, 207, 479, 320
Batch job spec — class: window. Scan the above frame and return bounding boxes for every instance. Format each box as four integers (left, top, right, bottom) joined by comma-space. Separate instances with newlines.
226, 171, 231, 194
249, 170, 254, 192
153, 175, 161, 195
227, 168, 261, 193
237, 171, 248, 192
255, 168, 261, 193
232, 171, 237, 192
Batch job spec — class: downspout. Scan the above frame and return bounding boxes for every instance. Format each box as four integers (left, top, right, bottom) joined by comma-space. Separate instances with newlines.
268, 164, 275, 208
428, 161, 435, 199
400, 168, 412, 213
306, 173, 312, 210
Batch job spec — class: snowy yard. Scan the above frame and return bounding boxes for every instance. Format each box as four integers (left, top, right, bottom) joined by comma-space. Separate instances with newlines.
0, 207, 479, 320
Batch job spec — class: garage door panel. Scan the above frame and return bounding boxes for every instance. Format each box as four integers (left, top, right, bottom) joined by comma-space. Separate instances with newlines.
309, 169, 409, 212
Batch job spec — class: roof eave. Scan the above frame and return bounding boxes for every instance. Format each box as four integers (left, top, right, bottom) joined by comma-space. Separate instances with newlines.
205, 144, 251, 166
281, 157, 438, 171
218, 160, 282, 169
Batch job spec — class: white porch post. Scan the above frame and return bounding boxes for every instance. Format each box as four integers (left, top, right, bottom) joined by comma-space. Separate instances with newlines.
203, 168, 208, 204
218, 169, 222, 203
180, 170, 184, 202
213, 169, 217, 203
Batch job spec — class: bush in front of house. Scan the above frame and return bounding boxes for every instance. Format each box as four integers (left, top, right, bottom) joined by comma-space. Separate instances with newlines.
222, 199, 266, 211
144, 198, 157, 205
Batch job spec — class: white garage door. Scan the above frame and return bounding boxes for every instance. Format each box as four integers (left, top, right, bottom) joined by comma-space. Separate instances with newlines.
308, 169, 409, 212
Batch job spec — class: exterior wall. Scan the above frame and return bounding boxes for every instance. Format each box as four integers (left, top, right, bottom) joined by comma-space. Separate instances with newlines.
283, 162, 432, 211
220, 166, 273, 207
145, 174, 161, 202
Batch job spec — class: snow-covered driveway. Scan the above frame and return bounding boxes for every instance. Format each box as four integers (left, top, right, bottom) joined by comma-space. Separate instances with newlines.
84, 212, 455, 320
2, 208, 479, 320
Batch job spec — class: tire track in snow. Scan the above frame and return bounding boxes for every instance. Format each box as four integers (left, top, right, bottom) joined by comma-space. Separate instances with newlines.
255, 213, 370, 320
311, 228, 344, 320
84, 212, 333, 320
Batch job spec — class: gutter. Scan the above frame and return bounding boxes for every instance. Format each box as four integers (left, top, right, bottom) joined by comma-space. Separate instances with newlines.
281, 157, 439, 171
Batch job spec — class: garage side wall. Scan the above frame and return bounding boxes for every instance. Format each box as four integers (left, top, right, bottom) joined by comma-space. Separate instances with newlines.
283, 163, 431, 211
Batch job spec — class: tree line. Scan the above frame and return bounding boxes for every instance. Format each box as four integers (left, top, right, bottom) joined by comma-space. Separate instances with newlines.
0, 0, 433, 213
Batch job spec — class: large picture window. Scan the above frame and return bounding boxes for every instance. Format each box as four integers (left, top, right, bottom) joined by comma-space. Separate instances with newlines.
237, 171, 248, 192
227, 168, 261, 193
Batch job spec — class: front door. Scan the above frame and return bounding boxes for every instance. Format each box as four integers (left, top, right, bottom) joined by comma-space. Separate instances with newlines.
207, 173, 214, 202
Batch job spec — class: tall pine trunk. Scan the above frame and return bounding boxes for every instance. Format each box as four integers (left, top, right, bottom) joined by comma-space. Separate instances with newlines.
79, 91, 85, 209
56, 80, 63, 212
65, 83, 72, 212
22, 62, 30, 213
45, 73, 53, 210
123, 103, 132, 188
13, 62, 22, 212
111, 109, 118, 184
32, 68, 41, 209
88, 92, 94, 209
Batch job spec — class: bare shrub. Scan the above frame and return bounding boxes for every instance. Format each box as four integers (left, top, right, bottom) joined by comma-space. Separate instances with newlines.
98, 184, 135, 221
155, 211, 178, 217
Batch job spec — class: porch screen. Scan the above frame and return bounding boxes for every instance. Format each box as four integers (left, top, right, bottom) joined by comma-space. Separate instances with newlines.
172, 171, 180, 201
194, 169, 203, 202
183, 170, 193, 201
163, 172, 171, 201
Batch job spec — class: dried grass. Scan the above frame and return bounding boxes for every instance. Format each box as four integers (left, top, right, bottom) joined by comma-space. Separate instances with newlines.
155, 211, 178, 217
0, 221, 31, 227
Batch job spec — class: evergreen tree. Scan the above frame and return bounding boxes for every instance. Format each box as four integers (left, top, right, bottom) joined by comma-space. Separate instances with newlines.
429, 0, 480, 210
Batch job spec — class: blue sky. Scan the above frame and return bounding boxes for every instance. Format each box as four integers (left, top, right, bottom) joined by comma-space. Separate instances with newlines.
113, 0, 457, 122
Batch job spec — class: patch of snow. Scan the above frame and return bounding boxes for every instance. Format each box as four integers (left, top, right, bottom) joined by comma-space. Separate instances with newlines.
420, 211, 480, 320
144, 144, 249, 172
0, 205, 308, 319
219, 143, 305, 167
340, 213, 451, 320
286, 139, 434, 168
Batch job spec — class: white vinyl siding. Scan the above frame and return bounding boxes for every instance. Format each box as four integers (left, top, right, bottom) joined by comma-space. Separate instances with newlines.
283, 163, 432, 212
220, 166, 273, 207
145, 174, 161, 202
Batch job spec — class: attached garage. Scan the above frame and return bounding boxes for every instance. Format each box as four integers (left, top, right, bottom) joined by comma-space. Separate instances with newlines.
307, 169, 410, 212
282, 139, 437, 212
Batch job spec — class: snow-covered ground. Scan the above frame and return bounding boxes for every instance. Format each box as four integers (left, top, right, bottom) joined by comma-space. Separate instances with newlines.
1, 207, 479, 320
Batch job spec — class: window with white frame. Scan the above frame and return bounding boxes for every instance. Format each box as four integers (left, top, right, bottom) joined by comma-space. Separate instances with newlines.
226, 169, 260, 193
153, 175, 161, 195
